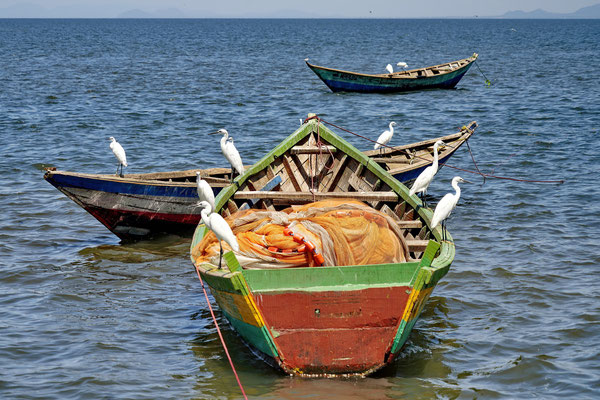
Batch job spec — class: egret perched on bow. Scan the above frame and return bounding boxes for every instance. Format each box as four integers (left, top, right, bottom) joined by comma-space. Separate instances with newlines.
374, 121, 397, 153
198, 200, 239, 269
431, 176, 470, 241
196, 171, 215, 211
209, 128, 244, 182
385, 63, 394, 74
109, 136, 127, 177
409, 140, 445, 208
396, 61, 408, 70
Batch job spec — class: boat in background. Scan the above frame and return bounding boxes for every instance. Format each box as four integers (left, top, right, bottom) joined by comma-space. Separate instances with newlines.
190, 114, 454, 377
306, 54, 478, 93
44, 121, 476, 241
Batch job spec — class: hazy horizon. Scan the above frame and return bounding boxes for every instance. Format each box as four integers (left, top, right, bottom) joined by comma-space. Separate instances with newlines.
0, 0, 599, 18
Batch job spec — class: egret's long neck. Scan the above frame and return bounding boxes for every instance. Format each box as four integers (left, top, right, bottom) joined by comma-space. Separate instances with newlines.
219, 134, 228, 152
389, 123, 394, 135
452, 180, 461, 199
200, 207, 212, 225
432, 143, 440, 169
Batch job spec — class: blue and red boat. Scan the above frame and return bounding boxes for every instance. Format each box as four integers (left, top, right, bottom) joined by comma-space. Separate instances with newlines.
306, 54, 478, 93
44, 121, 476, 241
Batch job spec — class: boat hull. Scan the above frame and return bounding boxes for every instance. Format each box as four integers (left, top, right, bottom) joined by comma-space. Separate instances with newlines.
199, 261, 439, 376
307, 56, 475, 93
44, 171, 217, 240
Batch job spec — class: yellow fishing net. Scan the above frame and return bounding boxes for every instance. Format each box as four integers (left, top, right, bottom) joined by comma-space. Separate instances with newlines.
191, 199, 408, 269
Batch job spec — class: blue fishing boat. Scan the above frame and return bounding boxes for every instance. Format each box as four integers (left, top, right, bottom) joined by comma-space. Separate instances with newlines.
306, 54, 478, 93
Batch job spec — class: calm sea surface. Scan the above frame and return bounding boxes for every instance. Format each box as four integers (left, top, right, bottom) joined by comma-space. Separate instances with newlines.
1, 18, 599, 399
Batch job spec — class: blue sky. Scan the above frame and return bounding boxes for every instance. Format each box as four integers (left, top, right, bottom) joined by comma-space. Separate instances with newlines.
0, 0, 598, 18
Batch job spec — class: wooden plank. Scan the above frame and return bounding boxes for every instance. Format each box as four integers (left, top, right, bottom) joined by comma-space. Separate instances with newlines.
281, 155, 302, 192
325, 155, 348, 192
239, 175, 282, 210
370, 156, 413, 164
291, 146, 337, 154
406, 240, 431, 253
233, 191, 399, 202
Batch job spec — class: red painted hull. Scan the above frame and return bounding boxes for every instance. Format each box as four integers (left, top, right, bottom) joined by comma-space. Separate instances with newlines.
254, 286, 411, 375
85, 206, 201, 239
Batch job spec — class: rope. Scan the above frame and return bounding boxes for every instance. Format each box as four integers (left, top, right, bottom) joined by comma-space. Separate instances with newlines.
465, 140, 486, 184
194, 266, 248, 400
303, 115, 564, 184
474, 60, 492, 86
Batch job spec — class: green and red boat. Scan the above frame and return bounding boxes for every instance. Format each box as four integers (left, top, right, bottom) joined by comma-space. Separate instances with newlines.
306, 54, 478, 93
190, 115, 456, 377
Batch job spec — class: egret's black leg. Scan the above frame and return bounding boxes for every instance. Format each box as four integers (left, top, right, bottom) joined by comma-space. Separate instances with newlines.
442, 220, 447, 241
218, 241, 223, 269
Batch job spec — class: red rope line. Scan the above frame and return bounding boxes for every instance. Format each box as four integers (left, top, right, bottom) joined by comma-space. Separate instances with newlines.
194, 266, 248, 400
303, 115, 564, 184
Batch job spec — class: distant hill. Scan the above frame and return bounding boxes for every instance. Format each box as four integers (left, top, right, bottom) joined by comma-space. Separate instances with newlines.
501, 3, 600, 18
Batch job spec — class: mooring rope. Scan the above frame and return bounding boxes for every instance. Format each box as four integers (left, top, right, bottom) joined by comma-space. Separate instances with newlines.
194, 266, 248, 400
474, 60, 492, 86
303, 115, 564, 184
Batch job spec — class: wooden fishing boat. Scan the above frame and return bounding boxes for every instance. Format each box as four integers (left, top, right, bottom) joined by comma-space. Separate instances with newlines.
306, 54, 478, 93
44, 121, 476, 241
43, 167, 232, 240
190, 114, 455, 377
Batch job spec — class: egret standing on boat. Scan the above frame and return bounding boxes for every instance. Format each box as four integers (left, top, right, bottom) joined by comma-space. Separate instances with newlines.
374, 121, 397, 153
396, 61, 408, 70
109, 136, 127, 177
385, 63, 393, 74
209, 128, 245, 182
198, 200, 239, 269
196, 171, 215, 211
431, 176, 470, 241
409, 140, 445, 207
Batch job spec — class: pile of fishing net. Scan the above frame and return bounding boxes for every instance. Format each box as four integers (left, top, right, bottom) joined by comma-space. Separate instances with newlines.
192, 199, 409, 269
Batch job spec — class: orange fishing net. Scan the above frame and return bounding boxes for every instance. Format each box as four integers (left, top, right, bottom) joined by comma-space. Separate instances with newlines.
191, 199, 408, 269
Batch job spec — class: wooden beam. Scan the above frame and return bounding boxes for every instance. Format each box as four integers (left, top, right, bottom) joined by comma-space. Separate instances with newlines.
291, 145, 337, 154
233, 191, 399, 202
406, 239, 431, 252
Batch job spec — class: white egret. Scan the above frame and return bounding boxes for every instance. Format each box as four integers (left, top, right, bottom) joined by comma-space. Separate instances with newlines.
409, 140, 445, 207
396, 61, 408, 69
196, 171, 215, 211
385, 63, 394, 74
198, 200, 239, 269
374, 121, 397, 153
109, 136, 127, 177
431, 176, 470, 241
209, 128, 245, 182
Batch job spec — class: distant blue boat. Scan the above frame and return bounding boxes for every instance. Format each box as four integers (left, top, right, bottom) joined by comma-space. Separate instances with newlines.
306, 54, 478, 93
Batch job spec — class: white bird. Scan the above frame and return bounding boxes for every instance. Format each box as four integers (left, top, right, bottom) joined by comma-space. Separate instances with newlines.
209, 128, 245, 182
431, 176, 470, 241
109, 136, 127, 177
396, 61, 408, 69
198, 200, 239, 269
196, 171, 215, 211
385, 63, 394, 74
409, 140, 445, 207
374, 121, 397, 153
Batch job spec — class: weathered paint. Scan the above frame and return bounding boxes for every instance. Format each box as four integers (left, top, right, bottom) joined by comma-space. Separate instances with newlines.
44, 171, 218, 240
253, 286, 411, 375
